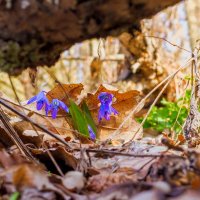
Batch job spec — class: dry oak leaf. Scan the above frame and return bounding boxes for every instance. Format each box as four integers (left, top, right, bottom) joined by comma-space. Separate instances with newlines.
47, 83, 84, 105
13, 114, 75, 145
83, 84, 141, 113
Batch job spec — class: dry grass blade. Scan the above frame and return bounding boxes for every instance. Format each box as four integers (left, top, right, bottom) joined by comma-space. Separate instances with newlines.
0, 107, 35, 161
8, 75, 65, 176
130, 78, 172, 142
109, 57, 193, 140
0, 98, 71, 149
144, 35, 192, 53
75, 148, 184, 159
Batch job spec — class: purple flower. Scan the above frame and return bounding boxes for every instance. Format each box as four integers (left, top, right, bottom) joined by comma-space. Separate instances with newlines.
27, 91, 49, 111
98, 92, 118, 121
88, 125, 96, 140
48, 99, 69, 119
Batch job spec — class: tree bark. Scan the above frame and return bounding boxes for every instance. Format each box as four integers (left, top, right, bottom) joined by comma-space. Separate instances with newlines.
0, 0, 182, 74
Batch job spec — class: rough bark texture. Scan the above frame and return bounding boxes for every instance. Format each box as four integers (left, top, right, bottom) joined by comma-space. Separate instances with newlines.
0, 0, 181, 74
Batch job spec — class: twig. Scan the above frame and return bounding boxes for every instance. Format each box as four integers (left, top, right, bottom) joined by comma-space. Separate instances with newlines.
0, 97, 67, 118
136, 157, 156, 172
8, 75, 65, 176
0, 98, 71, 149
0, 107, 36, 161
109, 57, 193, 139
74, 148, 184, 159
61, 56, 124, 62
130, 77, 172, 142
144, 35, 192, 54
161, 137, 184, 152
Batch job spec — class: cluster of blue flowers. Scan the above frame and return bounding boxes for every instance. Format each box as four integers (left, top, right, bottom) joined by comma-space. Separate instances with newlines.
27, 91, 118, 140
98, 92, 118, 121
27, 91, 69, 119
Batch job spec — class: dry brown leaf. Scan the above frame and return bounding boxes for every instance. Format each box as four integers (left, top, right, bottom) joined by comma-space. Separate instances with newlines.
98, 119, 142, 142
0, 149, 24, 168
84, 84, 141, 112
34, 143, 79, 169
177, 134, 186, 144
87, 172, 137, 193
46, 83, 84, 105
13, 112, 76, 145
82, 84, 142, 141
20, 188, 56, 200
191, 176, 200, 190
13, 164, 47, 190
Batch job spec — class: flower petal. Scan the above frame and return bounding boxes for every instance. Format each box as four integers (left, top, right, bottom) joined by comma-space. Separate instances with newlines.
36, 101, 44, 110
59, 101, 69, 113
52, 108, 58, 119
98, 113, 102, 122
104, 111, 110, 120
37, 91, 45, 101
45, 103, 51, 116
98, 92, 118, 121
98, 107, 104, 122
27, 95, 37, 104
88, 125, 96, 140
111, 107, 118, 115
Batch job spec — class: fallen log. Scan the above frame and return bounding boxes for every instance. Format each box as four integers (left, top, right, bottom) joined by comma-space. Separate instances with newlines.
0, 0, 181, 74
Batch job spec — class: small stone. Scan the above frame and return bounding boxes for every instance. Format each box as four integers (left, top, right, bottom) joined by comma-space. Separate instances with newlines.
62, 171, 86, 191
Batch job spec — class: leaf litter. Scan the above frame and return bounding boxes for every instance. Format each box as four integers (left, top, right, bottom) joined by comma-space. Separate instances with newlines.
0, 83, 200, 200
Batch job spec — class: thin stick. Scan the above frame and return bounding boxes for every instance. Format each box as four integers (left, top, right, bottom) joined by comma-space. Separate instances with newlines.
0, 107, 35, 161
110, 57, 193, 139
171, 82, 189, 135
131, 77, 172, 142
75, 148, 184, 159
0, 98, 71, 149
0, 97, 67, 118
144, 35, 192, 54
60, 56, 124, 62
8, 76, 65, 176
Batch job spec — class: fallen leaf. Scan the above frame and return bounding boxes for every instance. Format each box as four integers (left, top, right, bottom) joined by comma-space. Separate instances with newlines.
87, 172, 137, 193
83, 84, 141, 113
47, 83, 84, 105
82, 84, 142, 141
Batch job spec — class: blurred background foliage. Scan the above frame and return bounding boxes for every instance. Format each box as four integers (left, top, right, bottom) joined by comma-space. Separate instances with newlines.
0, 1, 197, 104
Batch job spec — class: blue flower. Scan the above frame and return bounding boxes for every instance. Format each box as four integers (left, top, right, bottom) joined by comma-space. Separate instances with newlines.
88, 125, 96, 140
27, 91, 49, 111
98, 92, 118, 121
48, 99, 69, 119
